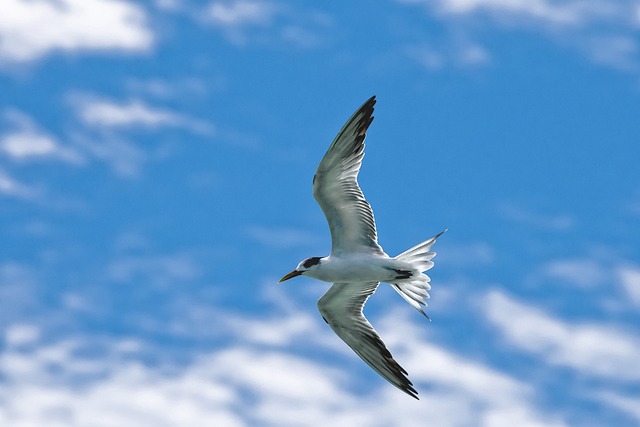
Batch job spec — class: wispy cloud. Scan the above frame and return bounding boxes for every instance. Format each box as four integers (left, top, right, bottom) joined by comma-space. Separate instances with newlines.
108, 253, 201, 286
1, 131, 63, 159
582, 34, 639, 71
398, 0, 640, 73
206, 0, 277, 27
380, 311, 533, 407
124, 77, 211, 100
406, 40, 491, 71
153, 0, 181, 12
626, 190, 640, 216
499, 203, 574, 231
246, 225, 319, 249
596, 391, 640, 424
72, 96, 212, 134
1, 110, 83, 164
422, 0, 622, 26
535, 254, 640, 311
438, 241, 494, 267
66, 94, 214, 176
0, 302, 568, 427
4, 323, 40, 346
542, 257, 607, 288
70, 132, 146, 178
202, 0, 331, 48
0, 0, 153, 62
0, 262, 38, 322
482, 290, 640, 382
0, 168, 39, 200
0, 103, 174, 180
617, 265, 640, 306
203, 0, 278, 45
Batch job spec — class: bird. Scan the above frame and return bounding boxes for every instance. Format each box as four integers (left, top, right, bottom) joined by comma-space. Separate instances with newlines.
279, 96, 446, 399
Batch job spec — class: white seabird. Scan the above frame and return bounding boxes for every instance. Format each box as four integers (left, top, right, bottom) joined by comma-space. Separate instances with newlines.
279, 96, 446, 399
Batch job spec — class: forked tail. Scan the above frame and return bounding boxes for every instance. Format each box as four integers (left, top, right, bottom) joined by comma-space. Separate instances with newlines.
391, 229, 447, 319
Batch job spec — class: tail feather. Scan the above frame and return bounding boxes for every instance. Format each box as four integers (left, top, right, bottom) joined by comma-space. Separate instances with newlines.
391, 229, 447, 319
395, 229, 446, 266
391, 283, 430, 318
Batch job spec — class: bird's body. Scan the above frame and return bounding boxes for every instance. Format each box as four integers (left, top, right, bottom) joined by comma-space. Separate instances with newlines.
279, 96, 445, 400
302, 254, 413, 284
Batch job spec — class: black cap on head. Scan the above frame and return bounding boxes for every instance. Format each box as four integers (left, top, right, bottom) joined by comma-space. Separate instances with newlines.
302, 257, 322, 268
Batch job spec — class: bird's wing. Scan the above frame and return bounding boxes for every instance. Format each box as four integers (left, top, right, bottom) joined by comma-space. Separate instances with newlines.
312, 96, 384, 255
317, 281, 418, 399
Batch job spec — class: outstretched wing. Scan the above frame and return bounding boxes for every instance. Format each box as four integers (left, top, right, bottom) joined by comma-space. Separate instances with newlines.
312, 96, 384, 255
317, 281, 418, 399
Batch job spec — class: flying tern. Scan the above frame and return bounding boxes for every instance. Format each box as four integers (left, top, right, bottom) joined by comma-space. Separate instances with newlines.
279, 96, 446, 399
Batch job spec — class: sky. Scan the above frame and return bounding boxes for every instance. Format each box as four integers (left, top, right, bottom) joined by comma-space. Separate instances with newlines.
1, 0, 640, 426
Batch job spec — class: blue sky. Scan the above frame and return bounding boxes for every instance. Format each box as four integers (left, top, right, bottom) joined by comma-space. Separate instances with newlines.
1, 0, 640, 425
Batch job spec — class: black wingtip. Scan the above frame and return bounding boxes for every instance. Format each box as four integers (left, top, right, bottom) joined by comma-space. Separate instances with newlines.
356, 96, 376, 117
403, 384, 420, 400
364, 95, 376, 111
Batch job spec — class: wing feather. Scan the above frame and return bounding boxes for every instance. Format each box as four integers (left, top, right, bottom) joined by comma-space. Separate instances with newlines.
313, 96, 384, 255
317, 282, 419, 399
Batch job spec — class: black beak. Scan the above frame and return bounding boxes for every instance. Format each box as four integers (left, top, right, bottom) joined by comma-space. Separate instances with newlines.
278, 270, 302, 283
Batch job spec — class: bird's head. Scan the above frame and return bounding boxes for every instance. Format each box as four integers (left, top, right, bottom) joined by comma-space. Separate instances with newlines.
279, 257, 323, 283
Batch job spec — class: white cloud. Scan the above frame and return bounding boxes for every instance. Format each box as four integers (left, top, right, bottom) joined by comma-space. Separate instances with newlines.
596, 391, 640, 424
406, 46, 445, 70
73, 97, 212, 134
71, 133, 146, 177
542, 257, 607, 288
499, 204, 574, 231
108, 253, 201, 285
0, 0, 153, 62
537, 256, 640, 310
0, 168, 38, 199
1, 109, 84, 164
225, 309, 324, 348
0, 277, 567, 427
382, 318, 529, 405
626, 190, 640, 216
458, 43, 491, 65
1, 130, 83, 164
617, 265, 640, 306
246, 226, 320, 249
0, 305, 567, 427
482, 290, 640, 382
206, 0, 276, 27
0, 105, 182, 179
154, 0, 181, 11
583, 34, 639, 71
203, 0, 331, 48
125, 77, 211, 100
418, 0, 624, 27
438, 241, 494, 267
399, 0, 640, 73
406, 39, 491, 71
4, 324, 40, 347
63, 93, 213, 177
0, 263, 39, 325
280, 24, 325, 49
204, 0, 277, 44
1, 131, 57, 158
80, 100, 179, 128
